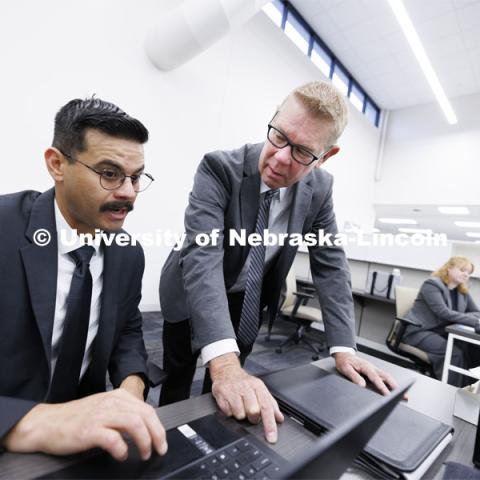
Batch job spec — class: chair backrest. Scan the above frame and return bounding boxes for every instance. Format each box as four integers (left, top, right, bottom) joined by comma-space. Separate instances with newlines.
281, 267, 297, 310
387, 285, 419, 355
395, 286, 419, 319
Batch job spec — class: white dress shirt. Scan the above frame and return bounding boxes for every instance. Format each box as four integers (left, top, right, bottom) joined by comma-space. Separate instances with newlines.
201, 182, 354, 365
50, 201, 104, 379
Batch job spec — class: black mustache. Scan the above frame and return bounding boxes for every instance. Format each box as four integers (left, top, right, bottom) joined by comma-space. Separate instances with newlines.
100, 201, 134, 213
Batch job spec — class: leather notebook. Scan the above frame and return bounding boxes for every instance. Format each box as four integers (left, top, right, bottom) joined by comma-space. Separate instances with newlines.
263, 365, 453, 476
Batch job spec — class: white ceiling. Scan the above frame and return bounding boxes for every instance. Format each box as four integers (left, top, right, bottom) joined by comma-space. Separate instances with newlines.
373, 204, 480, 242
289, 0, 480, 110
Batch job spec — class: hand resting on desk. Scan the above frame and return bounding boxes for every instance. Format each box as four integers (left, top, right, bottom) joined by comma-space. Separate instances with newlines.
1, 388, 168, 461
209, 353, 284, 444
333, 352, 399, 396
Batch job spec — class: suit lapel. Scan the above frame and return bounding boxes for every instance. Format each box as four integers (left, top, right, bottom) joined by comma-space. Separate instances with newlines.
434, 279, 453, 309
238, 147, 261, 267
240, 149, 261, 235
20, 188, 58, 368
287, 178, 313, 236
275, 177, 313, 270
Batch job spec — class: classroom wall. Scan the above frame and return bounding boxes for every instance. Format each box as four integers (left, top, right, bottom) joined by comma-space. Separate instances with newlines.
375, 90, 480, 205
0, 1, 381, 309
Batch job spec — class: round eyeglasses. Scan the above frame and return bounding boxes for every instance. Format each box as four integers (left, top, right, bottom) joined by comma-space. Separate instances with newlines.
59, 149, 154, 192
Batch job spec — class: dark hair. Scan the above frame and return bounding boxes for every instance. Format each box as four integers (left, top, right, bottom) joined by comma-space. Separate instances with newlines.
52, 96, 149, 161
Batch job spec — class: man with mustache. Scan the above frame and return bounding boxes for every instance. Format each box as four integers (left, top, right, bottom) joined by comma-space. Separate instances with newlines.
160, 81, 397, 443
0, 97, 167, 461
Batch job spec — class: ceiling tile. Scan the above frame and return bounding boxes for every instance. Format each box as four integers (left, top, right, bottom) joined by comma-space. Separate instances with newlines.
462, 28, 480, 50
370, 12, 402, 37
416, 12, 461, 41
326, 0, 365, 29
383, 32, 411, 55
352, 41, 389, 62
359, 0, 395, 19
295, 0, 346, 16
404, 0, 455, 23
455, 1, 480, 31
321, 30, 354, 57
288, 0, 480, 110
427, 34, 467, 60
308, 12, 342, 38
390, 49, 418, 70
440, 67, 477, 96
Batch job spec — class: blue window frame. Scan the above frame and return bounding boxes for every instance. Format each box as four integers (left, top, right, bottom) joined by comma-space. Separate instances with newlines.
332, 63, 349, 96
365, 100, 380, 126
262, 0, 381, 127
350, 82, 365, 112
311, 41, 332, 78
263, 0, 283, 27
284, 10, 310, 55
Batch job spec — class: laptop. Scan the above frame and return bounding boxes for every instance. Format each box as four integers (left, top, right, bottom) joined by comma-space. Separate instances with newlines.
39, 375, 411, 480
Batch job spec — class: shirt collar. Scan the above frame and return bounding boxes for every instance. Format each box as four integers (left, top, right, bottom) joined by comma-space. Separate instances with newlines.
54, 199, 100, 256
260, 180, 288, 201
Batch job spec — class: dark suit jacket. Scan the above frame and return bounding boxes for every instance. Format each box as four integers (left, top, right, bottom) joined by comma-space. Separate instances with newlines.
404, 277, 480, 338
160, 143, 356, 353
0, 188, 148, 439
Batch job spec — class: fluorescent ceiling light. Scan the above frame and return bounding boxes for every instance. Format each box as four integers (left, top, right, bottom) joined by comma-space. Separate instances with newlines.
378, 218, 417, 225
398, 228, 433, 234
455, 221, 480, 228
387, 0, 457, 125
466, 232, 480, 238
438, 206, 470, 215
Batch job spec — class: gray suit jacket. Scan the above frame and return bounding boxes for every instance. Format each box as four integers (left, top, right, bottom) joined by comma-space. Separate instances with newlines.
405, 277, 480, 336
160, 143, 356, 353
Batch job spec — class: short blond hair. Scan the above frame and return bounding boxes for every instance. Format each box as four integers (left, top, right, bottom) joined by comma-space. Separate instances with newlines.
432, 256, 474, 295
279, 81, 349, 145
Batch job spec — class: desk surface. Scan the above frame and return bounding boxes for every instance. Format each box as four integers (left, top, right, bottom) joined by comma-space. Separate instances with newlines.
351, 289, 396, 305
446, 323, 480, 342
0, 353, 476, 480
296, 277, 396, 305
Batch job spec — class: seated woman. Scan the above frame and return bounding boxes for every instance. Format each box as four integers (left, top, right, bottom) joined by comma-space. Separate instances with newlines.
403, 256, 480, 386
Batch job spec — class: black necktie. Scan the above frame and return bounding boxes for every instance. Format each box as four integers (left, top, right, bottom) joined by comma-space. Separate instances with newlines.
237, 189, 279, 348
48, 245, 95, 403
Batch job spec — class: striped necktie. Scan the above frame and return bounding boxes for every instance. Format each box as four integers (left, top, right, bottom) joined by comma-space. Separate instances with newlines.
237, 189, 279, 348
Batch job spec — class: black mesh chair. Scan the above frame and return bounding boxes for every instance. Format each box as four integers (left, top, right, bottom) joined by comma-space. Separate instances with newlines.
271, 268, 325, 360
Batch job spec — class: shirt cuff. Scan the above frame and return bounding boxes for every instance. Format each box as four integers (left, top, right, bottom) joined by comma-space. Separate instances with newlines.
201, 339, 240, 366
330, 346, 356, 356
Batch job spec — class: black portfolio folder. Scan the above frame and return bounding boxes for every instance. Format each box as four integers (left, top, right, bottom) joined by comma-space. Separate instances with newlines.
263, 365, 453, 476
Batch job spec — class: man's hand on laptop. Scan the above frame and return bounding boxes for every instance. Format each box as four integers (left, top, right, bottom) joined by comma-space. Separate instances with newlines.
334, 352, 398, 395
209, 353, 284, 443
2, 389, 168, 461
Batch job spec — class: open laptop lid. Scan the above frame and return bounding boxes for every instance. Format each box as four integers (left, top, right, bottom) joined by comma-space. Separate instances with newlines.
276, 376, 413, 479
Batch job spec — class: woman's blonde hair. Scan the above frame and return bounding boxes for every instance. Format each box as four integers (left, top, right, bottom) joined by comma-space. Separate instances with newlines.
432, 256, 474, 294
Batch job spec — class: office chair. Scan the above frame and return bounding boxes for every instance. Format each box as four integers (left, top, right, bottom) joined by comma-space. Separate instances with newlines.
386, 286, 433, 375
272, 268, 325, 360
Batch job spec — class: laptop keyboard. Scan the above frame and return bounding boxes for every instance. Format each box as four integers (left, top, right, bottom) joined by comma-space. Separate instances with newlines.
171, 437, 283, 480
